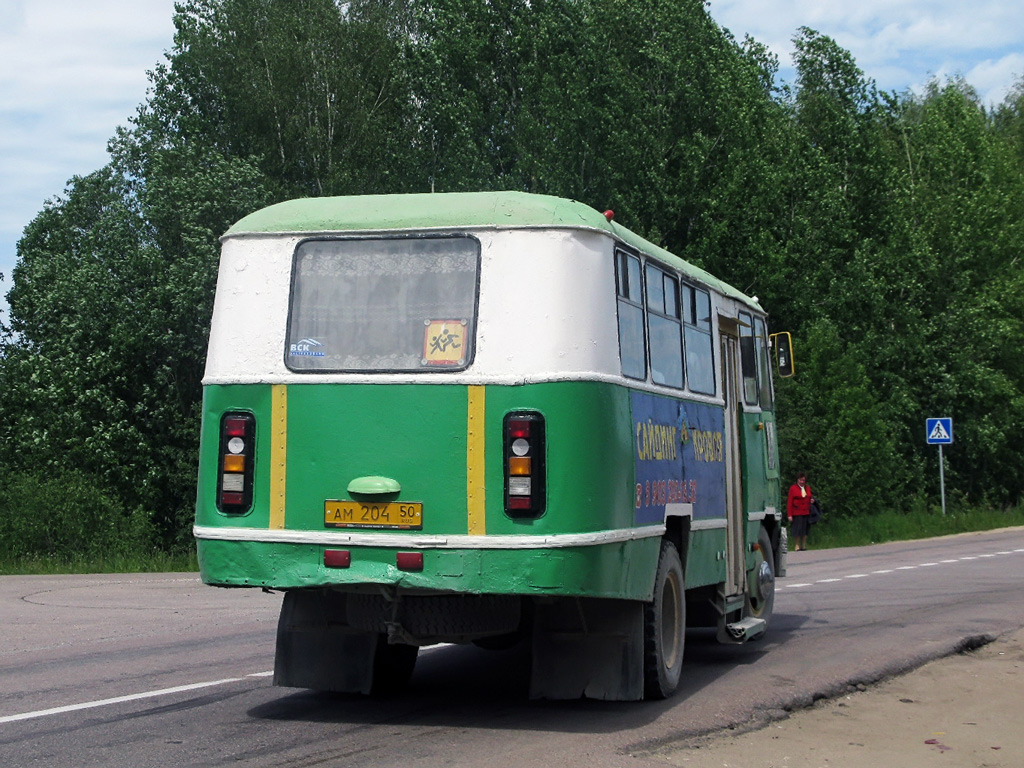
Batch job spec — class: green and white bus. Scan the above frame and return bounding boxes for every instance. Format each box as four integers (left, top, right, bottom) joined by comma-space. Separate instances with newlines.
194, 191, 788, 700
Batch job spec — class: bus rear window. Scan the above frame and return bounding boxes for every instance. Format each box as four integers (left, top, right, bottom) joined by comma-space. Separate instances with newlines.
286, 236, 480, 372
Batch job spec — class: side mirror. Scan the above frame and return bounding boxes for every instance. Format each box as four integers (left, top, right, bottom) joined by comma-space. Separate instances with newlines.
770, 332, 795, 378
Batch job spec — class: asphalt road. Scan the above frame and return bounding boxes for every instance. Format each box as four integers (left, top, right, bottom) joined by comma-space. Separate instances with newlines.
1, 527, 1022, 767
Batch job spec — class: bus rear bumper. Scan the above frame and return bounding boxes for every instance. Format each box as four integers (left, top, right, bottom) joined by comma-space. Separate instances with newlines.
195, 533, 660, 601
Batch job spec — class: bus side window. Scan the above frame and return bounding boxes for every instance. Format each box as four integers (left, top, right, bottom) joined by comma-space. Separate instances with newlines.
682, 284, 715, 395
738, 312, 759, 405
753, 317, 774, 408
645, 264, 683, 388
616, 250, 646, 380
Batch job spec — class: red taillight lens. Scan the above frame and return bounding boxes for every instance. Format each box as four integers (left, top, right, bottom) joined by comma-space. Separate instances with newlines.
217, 411, 255, 514
504, 411, 545, 518
324, 550, 351, 568
508, 419, 532, 439
396, 552, 424, 571
224, 416, 249, 437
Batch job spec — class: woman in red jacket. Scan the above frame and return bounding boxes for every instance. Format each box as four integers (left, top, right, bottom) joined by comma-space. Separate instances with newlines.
787, 472, 814, 551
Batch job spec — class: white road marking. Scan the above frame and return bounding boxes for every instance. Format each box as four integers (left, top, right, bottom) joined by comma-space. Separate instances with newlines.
0, 673, 272, 725
782, 547, 1022, 590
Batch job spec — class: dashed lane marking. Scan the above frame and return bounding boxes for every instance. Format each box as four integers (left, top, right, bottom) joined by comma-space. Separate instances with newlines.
783, 548, 1024, 591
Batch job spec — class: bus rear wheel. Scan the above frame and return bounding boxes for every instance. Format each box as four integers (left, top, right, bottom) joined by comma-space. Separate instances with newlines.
643, 541, 686, 699
745, 527, 775, 623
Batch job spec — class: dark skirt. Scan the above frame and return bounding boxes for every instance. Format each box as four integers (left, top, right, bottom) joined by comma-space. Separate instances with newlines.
790, 514, 810, 538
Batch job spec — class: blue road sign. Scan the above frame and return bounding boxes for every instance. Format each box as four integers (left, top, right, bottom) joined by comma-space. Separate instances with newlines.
926, 417, 953, 445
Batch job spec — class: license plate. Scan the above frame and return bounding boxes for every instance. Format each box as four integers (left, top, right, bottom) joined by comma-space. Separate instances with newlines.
324, 501, 423, 530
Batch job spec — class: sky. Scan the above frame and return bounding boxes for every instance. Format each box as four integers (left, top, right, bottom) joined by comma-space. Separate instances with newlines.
1, 0, 1022, 323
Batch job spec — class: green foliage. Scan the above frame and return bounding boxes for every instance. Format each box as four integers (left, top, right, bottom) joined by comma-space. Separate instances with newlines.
0, 470, 158, 564
776, 319, 901, 517
3, 128, 269, 549
163, 0, 416, 197
806, 503, 1024, 550
2, 1, 1023, 570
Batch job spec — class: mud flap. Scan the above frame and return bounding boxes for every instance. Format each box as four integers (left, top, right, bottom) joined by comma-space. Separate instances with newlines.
274, 589, 377, 694
529, 598, 644, 701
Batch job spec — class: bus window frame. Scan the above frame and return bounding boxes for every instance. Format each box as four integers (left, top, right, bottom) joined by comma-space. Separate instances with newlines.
738, 311, 759, 407
753, 316, 774, 409
681, 281, 717, 397
615, 247, 648, 381
644, 262, 684, 390
283, 233, 482, 374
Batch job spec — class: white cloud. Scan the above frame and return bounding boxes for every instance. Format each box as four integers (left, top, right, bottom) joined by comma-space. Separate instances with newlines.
0, 0, 176, 293
707, 0, 1024, 100
968, 54, 1024, 105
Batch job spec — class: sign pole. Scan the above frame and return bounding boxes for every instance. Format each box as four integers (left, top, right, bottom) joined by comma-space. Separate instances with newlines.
938, 444, 946, 516
926, 417, 953, 516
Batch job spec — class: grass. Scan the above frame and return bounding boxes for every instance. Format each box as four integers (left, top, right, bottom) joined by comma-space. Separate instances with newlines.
0, 549, 198, 576
806, 504, 1024, 550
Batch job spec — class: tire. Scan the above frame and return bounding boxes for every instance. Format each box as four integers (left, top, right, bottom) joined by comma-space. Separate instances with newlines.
643, 541, 686, 699
369, 636, 418, 696
746, 527, 776, 624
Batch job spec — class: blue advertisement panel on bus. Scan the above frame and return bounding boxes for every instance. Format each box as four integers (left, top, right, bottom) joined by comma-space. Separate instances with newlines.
631, 391, 726, 525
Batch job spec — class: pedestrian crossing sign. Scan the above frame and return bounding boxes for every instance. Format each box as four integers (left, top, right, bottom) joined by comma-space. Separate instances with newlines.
926, 417, 953, 445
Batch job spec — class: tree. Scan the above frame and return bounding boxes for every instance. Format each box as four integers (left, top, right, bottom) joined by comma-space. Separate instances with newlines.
4, 0, 1024, 560
162, 0, 415, 197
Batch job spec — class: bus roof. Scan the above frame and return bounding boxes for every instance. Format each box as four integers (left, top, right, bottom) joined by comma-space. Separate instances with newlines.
226, 191, 762, 310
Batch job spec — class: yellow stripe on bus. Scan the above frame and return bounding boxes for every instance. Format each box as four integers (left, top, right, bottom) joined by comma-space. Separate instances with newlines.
270, 384, 287, 530
466, 386, 486, 535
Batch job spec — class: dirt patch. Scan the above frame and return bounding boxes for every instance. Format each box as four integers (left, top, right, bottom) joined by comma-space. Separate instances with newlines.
656, 628, 1024, 768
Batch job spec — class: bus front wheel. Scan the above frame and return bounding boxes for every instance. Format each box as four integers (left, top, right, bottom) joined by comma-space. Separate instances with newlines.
643, 541, 686, 699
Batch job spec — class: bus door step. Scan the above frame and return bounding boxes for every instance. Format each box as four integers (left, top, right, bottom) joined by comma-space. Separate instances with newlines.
715, 590, 746, 617
721, 617, 766, 643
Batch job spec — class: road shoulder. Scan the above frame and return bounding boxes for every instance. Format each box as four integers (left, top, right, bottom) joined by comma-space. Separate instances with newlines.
655, 627, 1024, 768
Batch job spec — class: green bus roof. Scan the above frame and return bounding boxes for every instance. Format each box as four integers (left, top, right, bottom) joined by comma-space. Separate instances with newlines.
226, 191, 760, 309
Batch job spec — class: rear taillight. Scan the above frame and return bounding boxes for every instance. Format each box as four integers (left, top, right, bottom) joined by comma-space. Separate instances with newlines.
217, 412, 255, 513
504, 412, 545, 518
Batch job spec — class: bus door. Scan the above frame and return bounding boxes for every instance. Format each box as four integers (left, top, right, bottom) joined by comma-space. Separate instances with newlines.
718, 317, 746, 597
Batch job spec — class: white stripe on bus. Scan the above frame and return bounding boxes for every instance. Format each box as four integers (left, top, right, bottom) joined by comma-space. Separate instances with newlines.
193, 524, 666, 549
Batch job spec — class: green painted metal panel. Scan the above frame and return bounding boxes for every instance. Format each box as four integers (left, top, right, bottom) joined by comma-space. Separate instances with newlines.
196, 377, 776, 600
739, 410, 781, 519
197, 538, 661, 600
683, 527, 727, 589
195, 385, 274, 531
226, 191, 604, 237
283, 383, 469, 534
196, 380, 660, 600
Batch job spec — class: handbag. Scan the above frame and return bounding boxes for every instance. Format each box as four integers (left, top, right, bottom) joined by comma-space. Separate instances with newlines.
809, 499, 823, 525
